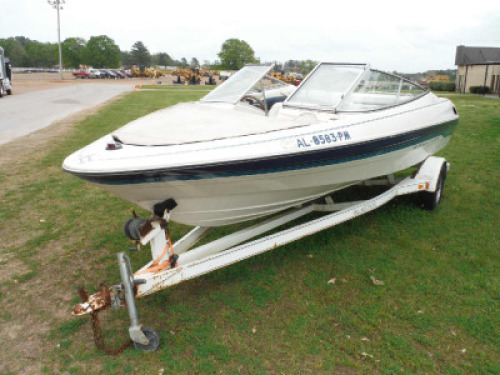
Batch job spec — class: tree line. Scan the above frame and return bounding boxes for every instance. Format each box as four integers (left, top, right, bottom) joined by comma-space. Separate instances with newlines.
0, 35, 193, 69
0, 35, 317, 75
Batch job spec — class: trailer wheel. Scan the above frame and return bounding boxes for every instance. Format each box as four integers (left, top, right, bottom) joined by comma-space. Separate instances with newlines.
133, 327, 160, 351
419, 163, 447, 210
7, 89, 12, 95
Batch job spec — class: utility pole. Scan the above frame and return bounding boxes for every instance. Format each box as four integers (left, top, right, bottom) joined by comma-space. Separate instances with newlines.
48, 0, 66, 80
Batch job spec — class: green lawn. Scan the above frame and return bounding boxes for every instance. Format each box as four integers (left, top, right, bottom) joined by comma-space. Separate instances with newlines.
0, 90, 498, 374
135, 84, 214, 91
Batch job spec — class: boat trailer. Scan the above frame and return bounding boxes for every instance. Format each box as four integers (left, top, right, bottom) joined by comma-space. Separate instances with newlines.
73, 156, 449, 352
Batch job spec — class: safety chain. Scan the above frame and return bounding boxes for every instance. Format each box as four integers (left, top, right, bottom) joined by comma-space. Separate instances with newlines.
77, 284, 133, 356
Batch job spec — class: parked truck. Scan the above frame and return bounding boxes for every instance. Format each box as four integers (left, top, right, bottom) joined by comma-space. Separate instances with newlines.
0, 46, 13, 97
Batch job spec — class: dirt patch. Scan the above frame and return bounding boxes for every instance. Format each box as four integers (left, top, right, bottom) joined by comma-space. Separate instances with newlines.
0, 95, 127, 374
0, 91, 126, 168
0, 258, 30, 283
11, 72, 178, 95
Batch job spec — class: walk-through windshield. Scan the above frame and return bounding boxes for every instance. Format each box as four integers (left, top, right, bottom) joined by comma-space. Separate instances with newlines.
201, 65, 274, 104
285, 64, 365, 109
202, 62, 427, 112
285, 62, 427, 111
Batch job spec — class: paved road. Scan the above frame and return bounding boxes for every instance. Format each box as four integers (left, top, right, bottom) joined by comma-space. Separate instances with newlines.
0, 84, 132, 145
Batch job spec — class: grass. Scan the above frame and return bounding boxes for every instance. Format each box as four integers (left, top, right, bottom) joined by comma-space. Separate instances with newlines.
135, 84, 213, 90
0, 90, 498, 374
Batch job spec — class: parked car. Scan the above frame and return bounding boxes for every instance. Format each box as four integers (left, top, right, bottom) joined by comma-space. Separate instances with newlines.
72, 70, 91, 79
120, 69, 132, 78
112, 70, 125, 79
105, 69, 117, 79
89, 69, 102, 79
99, 69, 110, 78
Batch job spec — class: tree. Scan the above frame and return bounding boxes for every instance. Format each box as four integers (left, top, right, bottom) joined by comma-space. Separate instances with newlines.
284, 60, 300, 71
0, 37, 28, 66
274, 61, 283, 71
190, 57, 199, 68
153, 52, 173, 67
299, 60, 318, 75
217, 39, 258, 70
24, 40, 58, 67
62, 37, 86, 68
180, 57, 187, 67
121, 51, 133, 68
130, 41, 150, 66
82, 35, 120, 68
14, 36, 30, 48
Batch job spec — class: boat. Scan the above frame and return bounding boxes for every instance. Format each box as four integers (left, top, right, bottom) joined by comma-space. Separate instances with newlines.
63, 63, 459, 227
67, 63, 459, 351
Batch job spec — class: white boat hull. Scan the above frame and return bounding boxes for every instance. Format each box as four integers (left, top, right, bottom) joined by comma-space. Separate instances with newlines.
95, 134, 451, 226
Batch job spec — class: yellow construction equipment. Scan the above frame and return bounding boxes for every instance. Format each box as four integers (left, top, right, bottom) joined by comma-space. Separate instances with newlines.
171, 68, 203, 85
131, 66, 164, 78
270, 71, 303, 86
426, 75, 450, 83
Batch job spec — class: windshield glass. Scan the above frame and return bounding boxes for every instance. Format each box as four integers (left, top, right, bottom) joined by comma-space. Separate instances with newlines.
339, 70, 427, 111
286, 64, 365, 109
201, 65, 273, 104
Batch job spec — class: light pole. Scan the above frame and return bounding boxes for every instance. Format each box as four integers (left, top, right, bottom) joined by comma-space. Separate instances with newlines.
48, 0, 65, 80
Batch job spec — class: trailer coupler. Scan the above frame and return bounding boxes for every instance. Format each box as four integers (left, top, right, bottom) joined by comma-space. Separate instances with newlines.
72, 253, 159, 353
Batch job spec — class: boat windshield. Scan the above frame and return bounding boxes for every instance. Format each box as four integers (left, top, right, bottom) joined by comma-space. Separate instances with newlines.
338, 70, 428, 111
285, 64, 365, 109
201, 64, 274, 104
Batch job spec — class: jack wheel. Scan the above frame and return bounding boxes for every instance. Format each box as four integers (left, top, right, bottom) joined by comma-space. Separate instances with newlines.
419, 163, 447, 210
133, 327, 160, 351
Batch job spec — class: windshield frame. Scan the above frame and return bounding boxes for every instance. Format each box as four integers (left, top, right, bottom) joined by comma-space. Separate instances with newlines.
283, 62, 368, 111
200, 64, 275, 104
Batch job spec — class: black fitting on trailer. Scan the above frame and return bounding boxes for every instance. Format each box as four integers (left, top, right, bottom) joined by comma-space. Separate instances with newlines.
153, 198, 177, 217
169, 254, 179, 268
124, 218, 148, 240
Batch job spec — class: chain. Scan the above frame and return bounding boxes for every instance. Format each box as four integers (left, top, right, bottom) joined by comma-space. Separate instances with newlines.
78, 284, 133, 356
90, 309, 133, 355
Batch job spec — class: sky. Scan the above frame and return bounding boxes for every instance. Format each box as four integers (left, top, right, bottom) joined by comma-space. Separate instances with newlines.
1, 0, 499, 72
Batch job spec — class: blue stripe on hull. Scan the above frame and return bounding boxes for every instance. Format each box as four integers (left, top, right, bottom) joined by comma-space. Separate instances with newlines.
72, 120, 458, 185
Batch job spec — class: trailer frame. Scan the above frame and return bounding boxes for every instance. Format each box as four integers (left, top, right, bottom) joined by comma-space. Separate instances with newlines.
73, 156, 449, 351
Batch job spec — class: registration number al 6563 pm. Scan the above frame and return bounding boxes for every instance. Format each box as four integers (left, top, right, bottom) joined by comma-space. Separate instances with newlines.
296, 130, 351, 148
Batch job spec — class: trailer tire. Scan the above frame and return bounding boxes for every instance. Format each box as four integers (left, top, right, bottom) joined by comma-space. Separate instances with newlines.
7, 89, 12, 95
133, 327, 160, 351
419, 163, 447, 210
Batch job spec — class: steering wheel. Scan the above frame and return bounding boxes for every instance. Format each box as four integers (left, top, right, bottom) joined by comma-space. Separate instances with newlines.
241, 95, 265, 110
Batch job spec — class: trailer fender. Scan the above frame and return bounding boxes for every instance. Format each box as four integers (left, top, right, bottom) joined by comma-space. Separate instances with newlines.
416, 156, 449, 193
